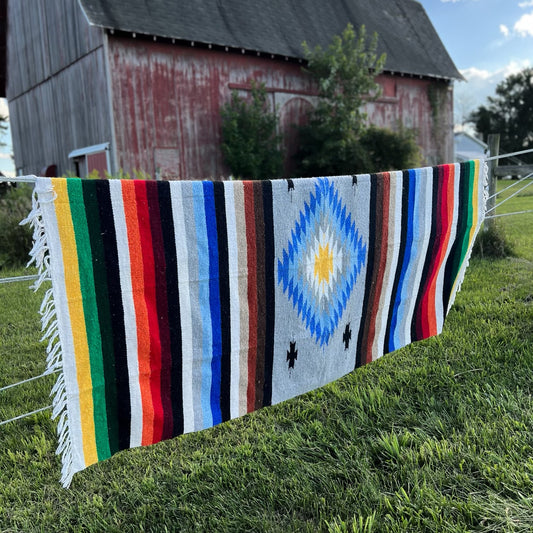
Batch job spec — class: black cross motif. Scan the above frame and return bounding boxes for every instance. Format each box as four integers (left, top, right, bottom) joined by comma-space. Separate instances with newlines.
352, 175, 358, 186
343, 323, 352, 350
287, 341, 298, 369
287, 178, 295, 192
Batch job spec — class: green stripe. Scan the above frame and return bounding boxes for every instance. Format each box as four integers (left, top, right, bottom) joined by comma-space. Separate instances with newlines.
456, 162, 475, 279
67, 179, 111, 461
82, 180, 119, 456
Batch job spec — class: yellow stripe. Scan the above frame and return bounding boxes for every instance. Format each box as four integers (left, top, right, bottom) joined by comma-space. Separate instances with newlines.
54, 179, 98, 466
468, 160, 481, 245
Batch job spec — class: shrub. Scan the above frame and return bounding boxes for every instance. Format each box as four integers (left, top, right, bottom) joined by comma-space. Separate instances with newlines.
220, 81, 283, 180
359, 125, 422, 173
0, 183, 34, 270
472, 222, 515, 259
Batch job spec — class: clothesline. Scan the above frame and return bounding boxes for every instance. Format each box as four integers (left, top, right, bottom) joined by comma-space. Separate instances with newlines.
0, 406, 52, 427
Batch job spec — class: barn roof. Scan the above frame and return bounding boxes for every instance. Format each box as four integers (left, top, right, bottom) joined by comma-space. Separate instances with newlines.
79, 0, 462, 81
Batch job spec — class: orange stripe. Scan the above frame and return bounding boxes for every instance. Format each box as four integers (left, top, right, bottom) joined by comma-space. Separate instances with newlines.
121, 181, 154, 445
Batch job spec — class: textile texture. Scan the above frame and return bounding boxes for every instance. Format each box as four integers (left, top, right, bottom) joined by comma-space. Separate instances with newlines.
29, 161, 485, 486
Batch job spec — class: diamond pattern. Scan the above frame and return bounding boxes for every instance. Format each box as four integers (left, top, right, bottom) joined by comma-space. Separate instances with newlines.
277, 179, 367, 346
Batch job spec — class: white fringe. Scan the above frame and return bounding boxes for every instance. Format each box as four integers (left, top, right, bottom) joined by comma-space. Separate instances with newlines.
21, 179, 74, 488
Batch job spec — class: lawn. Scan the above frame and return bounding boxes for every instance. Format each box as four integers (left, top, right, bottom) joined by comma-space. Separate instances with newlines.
0, 178, 532, 532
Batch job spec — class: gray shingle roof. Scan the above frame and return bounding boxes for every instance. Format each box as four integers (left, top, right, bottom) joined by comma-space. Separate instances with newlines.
79, 0, 462, 80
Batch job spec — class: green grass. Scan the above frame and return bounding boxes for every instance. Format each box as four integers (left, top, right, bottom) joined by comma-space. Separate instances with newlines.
0, 179, 532, 532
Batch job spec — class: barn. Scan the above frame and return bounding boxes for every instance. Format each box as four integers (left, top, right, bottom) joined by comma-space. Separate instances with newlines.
0, 0, 462, 179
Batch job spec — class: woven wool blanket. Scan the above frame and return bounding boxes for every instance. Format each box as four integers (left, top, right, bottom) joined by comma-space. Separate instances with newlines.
27, 161, 485, 486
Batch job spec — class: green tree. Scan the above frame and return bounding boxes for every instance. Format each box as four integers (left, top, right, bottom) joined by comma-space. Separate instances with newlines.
296, 24, 387, 176
220, 81, 283, 180
470, 67, 533, 162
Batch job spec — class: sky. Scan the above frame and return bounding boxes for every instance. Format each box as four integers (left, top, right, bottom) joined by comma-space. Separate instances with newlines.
418, 0, 533, 126
1, 0, 532, 176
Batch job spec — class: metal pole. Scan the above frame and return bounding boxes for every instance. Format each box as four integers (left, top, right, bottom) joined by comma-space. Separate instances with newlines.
486, 134, 500, 231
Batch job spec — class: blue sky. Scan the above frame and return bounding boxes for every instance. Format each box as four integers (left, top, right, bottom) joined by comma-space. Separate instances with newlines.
1, 0, 532, 175
418, 0, 533, 125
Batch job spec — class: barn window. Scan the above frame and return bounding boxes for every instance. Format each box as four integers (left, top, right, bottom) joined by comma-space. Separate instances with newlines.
68, 143, 110, 178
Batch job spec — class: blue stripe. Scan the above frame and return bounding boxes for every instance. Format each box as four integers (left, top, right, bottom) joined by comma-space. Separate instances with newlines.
203, 181, 222, 426
389, 169, 416, 351
192, 181, 213, 429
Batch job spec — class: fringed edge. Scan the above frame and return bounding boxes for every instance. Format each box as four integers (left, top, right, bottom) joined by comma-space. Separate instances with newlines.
21, 180, 74, 488
447, 160, 489, 312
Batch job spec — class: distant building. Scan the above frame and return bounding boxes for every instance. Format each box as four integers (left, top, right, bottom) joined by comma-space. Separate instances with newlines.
454, 131, 488, 163
1, 0, 462, 178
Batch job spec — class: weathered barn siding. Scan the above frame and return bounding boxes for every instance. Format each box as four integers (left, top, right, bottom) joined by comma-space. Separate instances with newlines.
108, 37, 318, 179
109, 37, 452, 179
7, 0, 110, 175
367, 74, 454, 165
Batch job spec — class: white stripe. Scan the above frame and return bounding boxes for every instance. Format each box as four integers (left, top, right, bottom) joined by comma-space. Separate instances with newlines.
170, 183, 195, 434
37, 178, 85, 474
224, 182, 241, 420
373, 171, 403, 358
434, 164, 460, 333
109, 180, 143, 448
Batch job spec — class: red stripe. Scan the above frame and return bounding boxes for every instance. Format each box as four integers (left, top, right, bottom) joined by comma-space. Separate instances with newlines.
420, 165, 454, 338
134, 181, 164, 444
243, 181, 258, 412
364, 173, 390, 364
146, 182, 173, 441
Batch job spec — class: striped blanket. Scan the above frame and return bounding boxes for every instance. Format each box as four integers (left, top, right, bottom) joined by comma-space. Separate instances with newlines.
28, 161, 485, 486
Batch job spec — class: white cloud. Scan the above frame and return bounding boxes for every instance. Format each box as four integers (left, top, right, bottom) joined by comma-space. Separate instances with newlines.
454, 59, 532, 124
518, 1, 533, 7
514, 12, 533, 36
499, 24, 510, 37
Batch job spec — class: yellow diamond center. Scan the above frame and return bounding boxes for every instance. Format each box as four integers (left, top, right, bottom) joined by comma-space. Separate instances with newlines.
314, 243, 334, 286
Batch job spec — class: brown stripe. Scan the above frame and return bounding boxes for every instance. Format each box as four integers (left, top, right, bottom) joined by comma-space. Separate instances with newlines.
253, 181, 266, 410
362, 173, 391, 365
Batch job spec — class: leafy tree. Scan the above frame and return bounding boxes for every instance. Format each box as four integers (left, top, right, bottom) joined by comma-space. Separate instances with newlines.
470, 67, 533, 162
220, 81, 283, 180
296, 24, 387, 176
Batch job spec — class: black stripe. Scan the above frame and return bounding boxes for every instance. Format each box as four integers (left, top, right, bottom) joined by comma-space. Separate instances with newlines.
442, 162, 468, 311
88, 180, 124, 453
262, 180, 275, 407
383, 171, 410, 353
411, 166, 440, 341
355, 174, 377, 369
213, 181, 231, 422
157, 181, 184, 437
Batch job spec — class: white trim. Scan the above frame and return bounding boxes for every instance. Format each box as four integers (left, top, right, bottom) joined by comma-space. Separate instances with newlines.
68, 142, 110, 159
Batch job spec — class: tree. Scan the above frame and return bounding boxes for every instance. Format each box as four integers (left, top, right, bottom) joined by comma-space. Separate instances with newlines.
220, 81, 283, 180
470, 67, 533, 162
295, 24, 387, 176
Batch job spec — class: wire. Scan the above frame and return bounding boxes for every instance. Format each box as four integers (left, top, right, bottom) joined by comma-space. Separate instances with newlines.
0, 275, 39, 285
486, 172, 533, 201
0, 370, 59, 394
0, 405, 52, 427
485, 148, 533, 161
486, 179, 533, 214
485, 210, 533, 220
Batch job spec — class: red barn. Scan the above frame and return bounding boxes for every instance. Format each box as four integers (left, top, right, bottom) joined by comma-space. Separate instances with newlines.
1, 0, 462, 179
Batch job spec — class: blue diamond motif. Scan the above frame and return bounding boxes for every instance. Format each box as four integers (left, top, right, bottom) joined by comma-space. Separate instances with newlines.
277, 179, 367, 346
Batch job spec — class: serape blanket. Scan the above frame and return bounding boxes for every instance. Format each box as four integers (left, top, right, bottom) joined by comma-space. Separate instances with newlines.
27, 161, 486, 486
